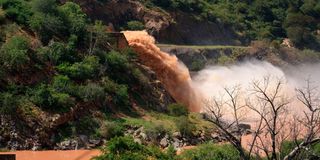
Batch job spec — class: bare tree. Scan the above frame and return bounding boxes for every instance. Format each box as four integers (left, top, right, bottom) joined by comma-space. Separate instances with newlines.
204, 85, 264, 160
205, 77, 320, 160
247, 77, 290, 160
283, 80, 320, 160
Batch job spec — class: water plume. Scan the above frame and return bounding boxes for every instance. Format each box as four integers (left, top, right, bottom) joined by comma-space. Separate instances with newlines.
123, 31, 320, 115
122, 31, 201, 112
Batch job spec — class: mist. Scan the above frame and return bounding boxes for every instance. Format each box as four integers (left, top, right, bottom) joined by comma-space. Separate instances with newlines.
193, 60, 320, 120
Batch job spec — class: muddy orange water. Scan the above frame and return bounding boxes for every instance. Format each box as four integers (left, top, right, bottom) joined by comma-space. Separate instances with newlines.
0, 150, 101, 160
122, 31, 201, 112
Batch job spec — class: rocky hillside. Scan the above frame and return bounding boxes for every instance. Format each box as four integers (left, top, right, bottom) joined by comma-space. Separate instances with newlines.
64, 0, 243, 45
0, 0, 177, 150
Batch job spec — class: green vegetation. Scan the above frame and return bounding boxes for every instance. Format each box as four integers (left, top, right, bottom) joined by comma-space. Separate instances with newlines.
152, 0, 320, 50
94, 136, 176, 160
1, 0, 320, 158
178, 143, 240, 160
125, 20, 145, 30
280, 140, 320, 160
167, 103, 188, 116
95, 137, 242, 160
0, 36, 30, 71
0, 0, 164, 148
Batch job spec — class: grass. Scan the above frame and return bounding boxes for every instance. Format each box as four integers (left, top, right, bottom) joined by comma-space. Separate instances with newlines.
157, 44, 250, 49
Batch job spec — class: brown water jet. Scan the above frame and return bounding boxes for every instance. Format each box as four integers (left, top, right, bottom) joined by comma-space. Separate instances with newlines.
122, 31, 200, 112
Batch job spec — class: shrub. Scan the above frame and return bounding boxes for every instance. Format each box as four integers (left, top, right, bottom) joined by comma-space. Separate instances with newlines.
175, 116, 195, 137
168, 103, 188, 116
52, 75, 72, 93
77, 83, 105, 102
178, 143, 240, 160
217, 54, 234, 65
94, 136, 175, 160
105, 50, 129, 70
0, 36, 30, 71
280, 140, 320, 159
28, 84, 74, 112
31, 0, 58, 14
75, 115, 100, 136
114, 85, 129, 106
0, 92, 18, 115
38, 41, 77, 65
29, 12, 66, 44
58, 2, 87, 36
0, 0, 32, 25
131, 67, 148, 84
57, 56, 100, 80
191, 59, 205, 71
125, 21, 145, 30
145, 122, 168, 141
0, 8, 5, 23
297, 49, 320, 62
99, 121, 124, 139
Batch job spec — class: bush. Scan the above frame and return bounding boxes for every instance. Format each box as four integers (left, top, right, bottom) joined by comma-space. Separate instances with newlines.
175, 116, 195, 137
28, 84, 74, 112
178, 143, 240, 160
145, 122, 168, 141
297, 49, 320, 62
99, 121, 124, 139
57, 56, 100, 80
125, 21, 145, 30
0, 8, 5, 23
31, 0, 58, 14
168, 103, 188, 116
0, 92, 18, 115
0, 0, 32, 24
52, 75, 72, 93
114, 85, 129, 106
280, 140, 320, 159
77, 83, 105, 102
75, 115, 100, 137
0, 36, 30, 71
217, 54, 234, 65
29, 12, 66, 44
105, 50, 129, 70
191, 59, 205, 71
38, 41, 77, 65
58, 2, 87, 36
94, 136, 173, 160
